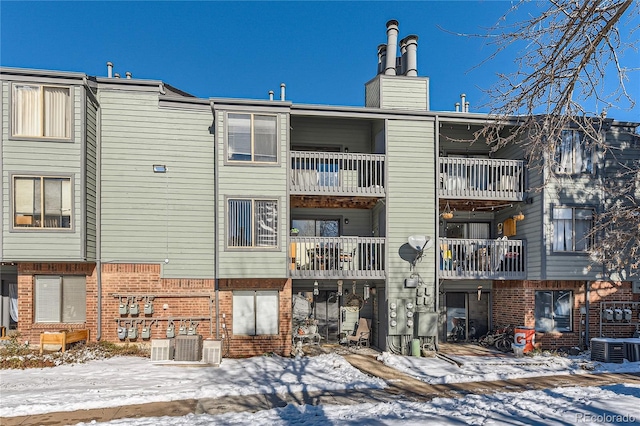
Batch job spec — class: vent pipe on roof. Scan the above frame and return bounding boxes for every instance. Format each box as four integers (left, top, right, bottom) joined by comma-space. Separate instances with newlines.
399, 37, 407, 76
460, 94, 466, 112
107, 61, 113, 78
125, 72, 132, 79
114, 73, 121, 79
404, 35, 418, 76
455, 102, 460, 112
465, 101, 470, 113
377, 44, 387, 75
269, 90, 274, 101
384, 20, 399, 76
280, 83, 286, 101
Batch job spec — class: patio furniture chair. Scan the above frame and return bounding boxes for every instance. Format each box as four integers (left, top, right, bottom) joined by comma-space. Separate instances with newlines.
347, 318, 371, 348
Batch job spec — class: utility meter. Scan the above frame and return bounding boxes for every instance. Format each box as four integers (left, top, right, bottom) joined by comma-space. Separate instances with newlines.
614, 308, 623, 321
119, 303, 128, 315
117, 326, 127, 340
141, 326, 151, 339
129, 302, 140, 316
128, 326, 138, 339
624, 308, 632, 322
604, 308, 614, 321
166, 323, 175, 338
144, 302, 154, 315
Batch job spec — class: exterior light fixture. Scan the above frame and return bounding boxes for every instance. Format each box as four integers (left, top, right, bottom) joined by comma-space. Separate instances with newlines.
153, 165, 167, 173
337, 280, 343, 296
363, 283, 370, 300
313, 280, 319, 296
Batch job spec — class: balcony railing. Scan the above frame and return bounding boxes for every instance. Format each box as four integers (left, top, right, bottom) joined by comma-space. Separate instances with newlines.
290, 151, 385, 196
290, 236, 385, 279
438, 237, 526, 280
439, 157, 525, 200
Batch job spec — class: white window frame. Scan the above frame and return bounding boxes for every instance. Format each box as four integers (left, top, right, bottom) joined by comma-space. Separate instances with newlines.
232, 290, 279, 335
12, 174, 73, 230
534, 290, 572, 332
552, 206, 594, 252
11, 83, 72, 140
226, 113, 278, 164
227, 198, 278, 249
555, 130, 594, 175
35, 275, 86, 323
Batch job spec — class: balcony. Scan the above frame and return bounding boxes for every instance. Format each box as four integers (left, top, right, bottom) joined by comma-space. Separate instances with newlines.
439, 158, 525, 201
290, 151, 385, 196
438, 237, 526, 280
290, 236, 385, 279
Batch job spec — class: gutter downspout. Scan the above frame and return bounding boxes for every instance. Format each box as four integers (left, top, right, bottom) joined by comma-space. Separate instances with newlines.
585, 280, 590, 349
211, 101, 220, 340
434, 114, 440, 350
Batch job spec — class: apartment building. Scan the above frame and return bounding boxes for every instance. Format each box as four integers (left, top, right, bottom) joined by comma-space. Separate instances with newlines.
1, 21, 638, 356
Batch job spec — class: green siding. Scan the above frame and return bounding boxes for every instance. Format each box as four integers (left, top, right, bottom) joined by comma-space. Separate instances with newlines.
364, 77, 380, 108
380, 77, 429, 111
215, 109, 289, 278
85, 93, 98, 260
386, 119, 437, 322
99, 89, 214, 278
291, 116, 372, 152
1, 83, 84, 260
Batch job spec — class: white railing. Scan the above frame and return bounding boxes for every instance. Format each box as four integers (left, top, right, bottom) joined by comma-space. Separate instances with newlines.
438, 237, 525, 279
439, 158, 525, 200
290, 236, 385, 279
290, 151, 385, 196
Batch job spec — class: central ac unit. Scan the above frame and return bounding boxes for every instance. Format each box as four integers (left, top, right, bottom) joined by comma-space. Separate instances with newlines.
174, 335, 203, 361
591, 337, 624, 363
623, 338, 640, 362
202, 339, 222, 366
150, 338, 174, 362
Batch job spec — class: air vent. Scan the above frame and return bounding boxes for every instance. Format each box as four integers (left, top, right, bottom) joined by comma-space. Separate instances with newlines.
174, 335, 203, 361
624, 338, 640, 362
591, 338, 624, 363
202, 339, 222, 366
150, 338, 174, 361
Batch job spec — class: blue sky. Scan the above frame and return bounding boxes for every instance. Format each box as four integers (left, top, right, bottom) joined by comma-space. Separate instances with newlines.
1, 1, 638, 122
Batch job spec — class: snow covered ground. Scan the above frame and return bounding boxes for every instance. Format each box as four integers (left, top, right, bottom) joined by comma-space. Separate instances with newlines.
1, 351, 639, 425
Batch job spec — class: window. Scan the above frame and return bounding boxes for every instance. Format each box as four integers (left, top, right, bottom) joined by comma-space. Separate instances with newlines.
12, 84, 71, 139
555, 130, 593, 174
552, 207, 593, 252
291, 219, 339, 237
13, 176, 72, 229
228, 199, 278, 248
232, 290, 279, 335
535, 290, 572, 332
35, 275, 86, 323
227, 113, 277, 163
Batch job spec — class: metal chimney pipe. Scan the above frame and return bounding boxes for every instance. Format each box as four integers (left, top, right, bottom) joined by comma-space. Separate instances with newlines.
399, 37, 407, 76
114, 73, 121, 79
455, 102, 460, 112
107, 61, 113, 78
404, 35, 418, 76
465, 101, 470, 113
384, 20, 399, 76
125, 72, 132, 79
460, 94, 466, 112
377, 44, 387, 75
269, 90, 274, 101
280, 83, 286, 101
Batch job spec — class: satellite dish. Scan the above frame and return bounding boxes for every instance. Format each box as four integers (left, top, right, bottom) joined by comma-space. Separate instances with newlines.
408, 235, 432, 252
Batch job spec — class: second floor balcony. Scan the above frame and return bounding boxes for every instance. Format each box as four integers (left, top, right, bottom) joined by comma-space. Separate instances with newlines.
290, 151, 385, 196
439, 157, 525, 201
290, 236, 385, 279
439, 237, 526, 280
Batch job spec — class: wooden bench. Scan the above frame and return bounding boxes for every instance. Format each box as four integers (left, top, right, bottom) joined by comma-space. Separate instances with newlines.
40, 329, 90, 354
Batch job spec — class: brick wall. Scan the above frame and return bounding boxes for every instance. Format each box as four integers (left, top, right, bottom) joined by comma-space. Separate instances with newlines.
493, 280, 638, 350
17, 263, 293, 357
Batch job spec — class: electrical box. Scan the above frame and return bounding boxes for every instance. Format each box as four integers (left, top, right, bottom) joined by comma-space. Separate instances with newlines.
417, 312, 438, 337
633, 281, 640, 294
144, 302, 154, 315
404, 277, 418, 288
